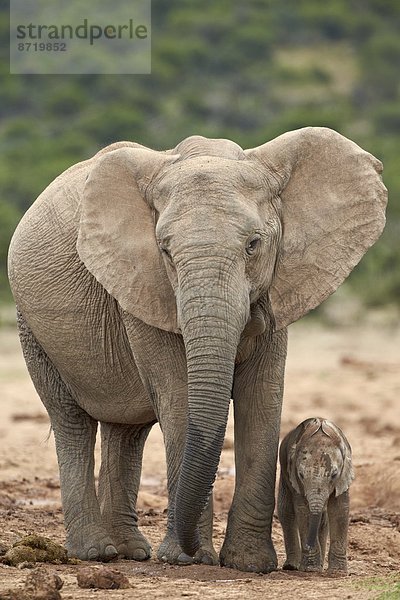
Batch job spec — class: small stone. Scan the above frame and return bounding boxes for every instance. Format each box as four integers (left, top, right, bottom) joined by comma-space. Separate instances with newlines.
24, 567, 63, 600
77, 565, 130, 589
0, 567, 64, 600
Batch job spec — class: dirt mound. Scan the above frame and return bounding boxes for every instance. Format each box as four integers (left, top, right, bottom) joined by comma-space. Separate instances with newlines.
76, 566, 129, 589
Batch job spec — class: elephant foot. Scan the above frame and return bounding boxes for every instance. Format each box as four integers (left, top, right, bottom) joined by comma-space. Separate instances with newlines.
157, 531, 218, 566
300, 564, 323, 572
300, 549, 323, 572
113, 528, 152, 561
66, 525, 118, 562
327, 557, 348, 576
282, 560, 299, 571
220, 539, 277, 573
194, 546, 219, 566
299, 558, 323, 572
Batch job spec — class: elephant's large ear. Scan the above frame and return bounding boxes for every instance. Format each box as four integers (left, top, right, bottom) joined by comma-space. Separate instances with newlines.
286, 418, 322, 493
287, 442, 301, 495
77, 147, 180, 332
245, 127, 387, 330
285, 419, 312, 493
323, 420, 355, 496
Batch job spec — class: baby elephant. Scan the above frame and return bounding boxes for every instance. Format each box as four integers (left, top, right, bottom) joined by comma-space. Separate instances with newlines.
278, 417, 354, 574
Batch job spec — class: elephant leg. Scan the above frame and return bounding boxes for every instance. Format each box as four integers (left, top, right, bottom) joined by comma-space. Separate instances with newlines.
327, 492, 349, 574
98, 422, 154, 560
220, 328, 287, 573
278, 478, 301, 570
122, 314, 218, 565
17, 313, 117, 561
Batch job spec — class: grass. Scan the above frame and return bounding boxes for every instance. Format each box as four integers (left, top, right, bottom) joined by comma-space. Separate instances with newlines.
274, 42, 359, 98
353, 574, 400, 599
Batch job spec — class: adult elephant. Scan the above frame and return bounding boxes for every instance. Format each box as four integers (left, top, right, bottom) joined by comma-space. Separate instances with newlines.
8, 128, 386, 573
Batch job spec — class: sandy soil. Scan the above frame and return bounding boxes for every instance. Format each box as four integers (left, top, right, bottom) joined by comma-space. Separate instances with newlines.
0, 319, 399, 599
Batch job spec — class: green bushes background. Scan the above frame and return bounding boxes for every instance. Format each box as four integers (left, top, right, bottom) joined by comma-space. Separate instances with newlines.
1, 0, 399, 307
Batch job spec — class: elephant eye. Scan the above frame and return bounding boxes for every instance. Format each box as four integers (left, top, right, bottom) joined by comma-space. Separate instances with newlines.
158, 241, 172, 260
331, 469, 338, 479
246, 235, 261, 256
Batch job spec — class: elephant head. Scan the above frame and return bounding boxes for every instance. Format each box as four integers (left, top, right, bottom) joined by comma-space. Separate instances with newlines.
76, 128, 385, 556
287, 417, 354, 548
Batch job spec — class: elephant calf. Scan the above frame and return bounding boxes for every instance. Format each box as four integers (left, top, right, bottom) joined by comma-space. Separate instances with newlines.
278, 417, 354, 574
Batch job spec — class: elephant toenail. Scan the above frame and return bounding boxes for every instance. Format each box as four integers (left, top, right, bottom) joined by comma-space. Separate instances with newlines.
177, 552, 193, 565
88, 548, 99, 560
133, 548, 148, 561
105, 545, 118, 559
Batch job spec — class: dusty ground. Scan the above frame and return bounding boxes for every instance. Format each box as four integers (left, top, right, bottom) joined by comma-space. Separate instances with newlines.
0, 318, 399, 599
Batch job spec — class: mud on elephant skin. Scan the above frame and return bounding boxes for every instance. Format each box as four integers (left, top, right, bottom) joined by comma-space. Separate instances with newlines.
8, 128, 386, 572
278, 417, 355, 574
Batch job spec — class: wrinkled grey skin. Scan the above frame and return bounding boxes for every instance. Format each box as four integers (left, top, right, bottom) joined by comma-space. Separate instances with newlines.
278, 418, 354, 574
7, 130, 385, 573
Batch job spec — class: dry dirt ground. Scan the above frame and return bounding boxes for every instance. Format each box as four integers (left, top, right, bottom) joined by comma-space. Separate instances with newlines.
0, 319, 399, 599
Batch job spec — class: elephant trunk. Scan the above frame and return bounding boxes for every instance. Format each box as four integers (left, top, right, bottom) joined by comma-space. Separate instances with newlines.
305, 485, 328, 549
174, 257, 248, 556
306, 511, 323, 550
